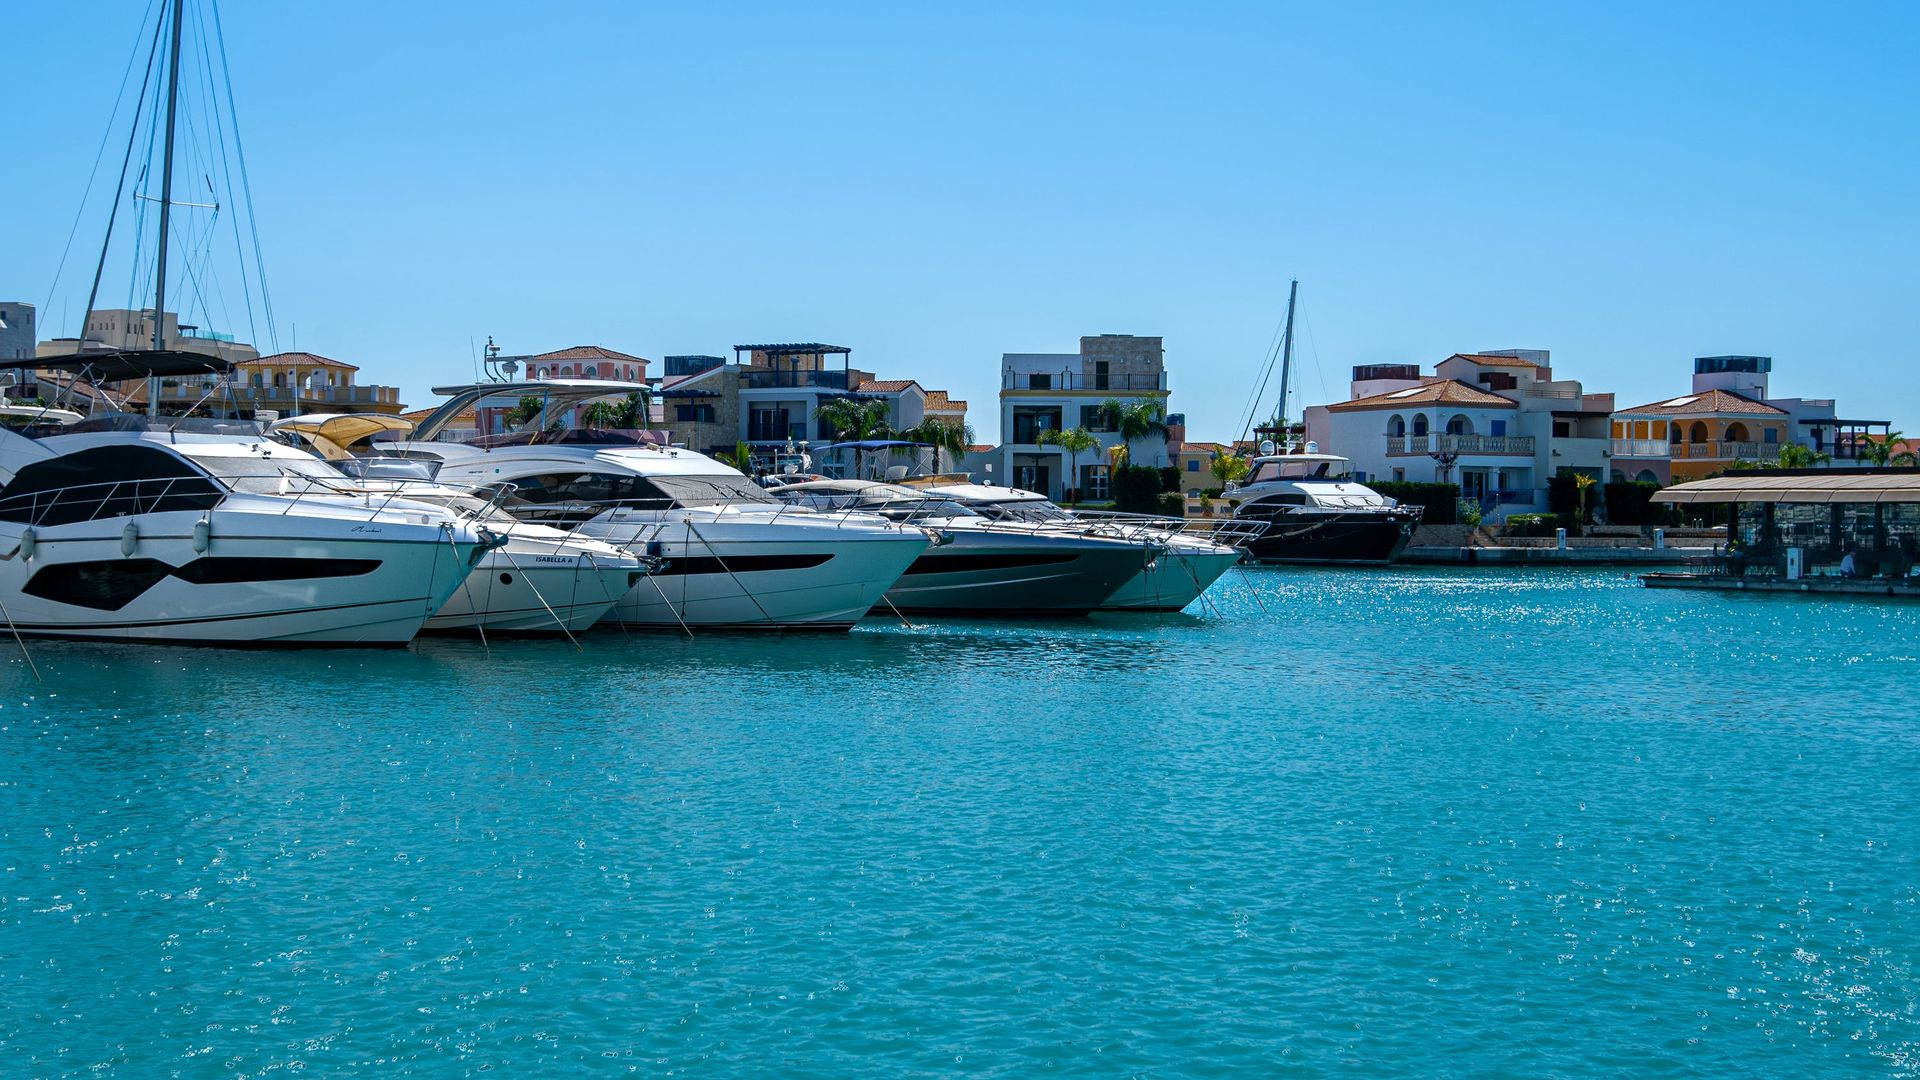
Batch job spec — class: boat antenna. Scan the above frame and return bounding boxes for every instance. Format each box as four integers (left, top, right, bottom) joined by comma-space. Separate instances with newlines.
147, 0, 186, 419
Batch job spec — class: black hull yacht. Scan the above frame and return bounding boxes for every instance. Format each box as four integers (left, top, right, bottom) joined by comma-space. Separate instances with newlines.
1223, 453, 1422, 566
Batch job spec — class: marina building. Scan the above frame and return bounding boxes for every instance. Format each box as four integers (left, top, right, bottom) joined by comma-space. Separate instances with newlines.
1302, 350, 1614, 519
1610, 356, 1887, 484
647, 343, 966, 474
0, 301, 34, 361
997, 334, 1172, 500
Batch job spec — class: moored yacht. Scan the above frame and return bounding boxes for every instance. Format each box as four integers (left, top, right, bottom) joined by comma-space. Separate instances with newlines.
901, 479, 1263, 612
392, 381, 932, 630
770, 479, 1152, 614
268, 414, 649, 634
1220, 453, 1421, 565
0, 352, 496, 645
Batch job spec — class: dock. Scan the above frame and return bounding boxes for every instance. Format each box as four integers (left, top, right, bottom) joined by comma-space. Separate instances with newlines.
1642, 573, 1920, 598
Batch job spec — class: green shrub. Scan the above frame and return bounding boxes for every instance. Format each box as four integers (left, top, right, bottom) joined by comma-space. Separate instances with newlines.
1546, 474, 1580, 515
1370, 481, 1459, 525
1113, 465, 1165, 513
1154, 492, 1185, 517
1158, 467, 1181, 494
1506, 512, 1584, 538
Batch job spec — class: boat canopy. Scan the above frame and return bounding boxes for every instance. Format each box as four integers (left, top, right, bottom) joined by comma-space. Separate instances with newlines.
1, 349, 234, 380
814, 440, 928, 451
1654, 470, 1920, 505
269, 412, 416, 460
411, 379, 650, 442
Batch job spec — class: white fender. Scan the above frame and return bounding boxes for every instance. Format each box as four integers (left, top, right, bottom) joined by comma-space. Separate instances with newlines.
192, 515, 211, 553
18, 527, 35, 561
121, 521, 139, 556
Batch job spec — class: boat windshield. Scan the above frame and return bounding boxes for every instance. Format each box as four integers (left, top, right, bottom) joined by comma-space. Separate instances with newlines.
487, 470, 779, 511
1246, 458, 1347, 483
58, 412, 267, 438
191, 452, 361, 495
972, 500, 1073, 523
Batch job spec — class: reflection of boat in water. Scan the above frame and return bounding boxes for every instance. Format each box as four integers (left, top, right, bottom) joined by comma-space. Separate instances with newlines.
899, 479, 1264, 612
392, 381, 932, 630
1221, 453, 1420, 565
770, 479, 1152, 614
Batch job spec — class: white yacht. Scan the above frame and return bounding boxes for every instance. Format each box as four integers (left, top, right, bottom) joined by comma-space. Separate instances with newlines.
393, 381, 932, 630
1220, 453, 1421, 565
769, 479, 1152, 615
902, 480, 1263, 612
268, 414, 649, 635
0, 353, 495, 645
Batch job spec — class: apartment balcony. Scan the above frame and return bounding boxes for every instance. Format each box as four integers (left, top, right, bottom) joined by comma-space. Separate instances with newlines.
162, 383, 402, 410
741, 369, 850, 390
1002, 372, 1167, 392
1387, 433, 1535, 456
1671, 440, 1765, 461
1611, 439, 1670, 458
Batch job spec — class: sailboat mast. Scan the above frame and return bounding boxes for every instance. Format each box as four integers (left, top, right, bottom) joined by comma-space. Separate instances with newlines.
149, 0, 185, 417
1274, 278, 1298, 444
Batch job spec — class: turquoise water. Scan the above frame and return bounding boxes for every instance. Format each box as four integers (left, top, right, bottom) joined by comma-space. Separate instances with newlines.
3, 567, 1918, 1076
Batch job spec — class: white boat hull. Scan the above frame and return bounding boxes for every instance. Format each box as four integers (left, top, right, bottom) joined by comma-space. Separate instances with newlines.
578, 511, 928, 630
0, 510, 481, 645
426, 544, 642, 634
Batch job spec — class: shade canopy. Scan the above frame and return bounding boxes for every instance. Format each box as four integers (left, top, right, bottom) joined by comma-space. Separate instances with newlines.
268, 412, 415, 460
1, 349, 234, 380
1654, 471, 1920, 505
814, 440, 929, 450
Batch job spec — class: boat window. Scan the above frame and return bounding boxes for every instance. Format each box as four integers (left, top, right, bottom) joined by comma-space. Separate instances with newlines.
0, 445, 224, 527
23, 558, 175, 611
503, 471, 776, 509
171, 557, 381, 584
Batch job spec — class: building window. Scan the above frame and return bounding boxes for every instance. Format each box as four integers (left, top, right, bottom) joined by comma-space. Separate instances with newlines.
1027, 373, 1052, 390
1080, 405, 1117, 432
1490, 419, 1507, 437
1186, 459, 1200, 471
1764, 428, 1778, 444
675, 403, 715, 423
1392, 468, 1406, 482
1081, 464, 1111, 500
1446, 414, 1471, 436
1387, 415, 1406, 437
1412, 415, 1429, 437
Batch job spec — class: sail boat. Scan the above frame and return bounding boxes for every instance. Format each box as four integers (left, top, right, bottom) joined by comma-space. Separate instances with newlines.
1218, 281, 1423, 565
0, 0, 498, 644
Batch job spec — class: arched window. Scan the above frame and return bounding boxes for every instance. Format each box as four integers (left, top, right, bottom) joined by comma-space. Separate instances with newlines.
1689, 421, 1709, 443
1412, 415, 1430, 437
1636, 469, 1659, 484
1387, 414, 1406, 437
1725, 422, 1750, 442
1446, 414, 1471, 436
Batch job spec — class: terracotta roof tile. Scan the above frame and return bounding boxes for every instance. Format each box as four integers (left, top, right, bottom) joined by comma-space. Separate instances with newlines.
1326, 378, 1518, 411
923, 389, 968, 410
1447, 353, 1540, 369
1615, 389, 1789, 416
854, 378, 919, 393
249, 351, 358, 370
531, 345, 648, 364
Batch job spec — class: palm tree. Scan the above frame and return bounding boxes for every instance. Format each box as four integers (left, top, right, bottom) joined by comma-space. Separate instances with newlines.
1860, 431, 1915, 467
1573, 472, 1597, 523
712, 439, 754, 473
1209, 451, 1250, 488
814, 397, 894, 477
900, 418, 976, 475
504, 395, 545, 428
1094, 399, 1170, 467
1774, 442, 1833, 469
1037, 426, 1099, 501
581, 392, 645, 429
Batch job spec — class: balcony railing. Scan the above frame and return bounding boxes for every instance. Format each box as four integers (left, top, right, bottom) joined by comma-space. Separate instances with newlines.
162, 383, 400, 406
1002, 372, 1167, 392
1611, 439, 1669, 457
1388, 434, 1535, 456
1524, 385, 1580, 399
1672, 440, 1764, 460
741, 370, 850, 390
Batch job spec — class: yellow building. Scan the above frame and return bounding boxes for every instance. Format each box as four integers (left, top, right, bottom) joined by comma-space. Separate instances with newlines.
1610, 389, 1790, 484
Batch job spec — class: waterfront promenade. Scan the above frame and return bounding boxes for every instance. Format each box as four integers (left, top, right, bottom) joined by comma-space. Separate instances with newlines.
3, 566, 1915, 1075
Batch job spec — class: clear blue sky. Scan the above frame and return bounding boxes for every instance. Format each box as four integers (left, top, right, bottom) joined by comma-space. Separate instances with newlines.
5, 1, 1917, 440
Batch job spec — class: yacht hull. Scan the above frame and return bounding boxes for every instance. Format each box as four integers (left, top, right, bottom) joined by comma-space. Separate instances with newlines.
0, 512, 480, 645
883, 533, 1146, 615
578, 513, 929, 630
425, 548, 641, 634
1238, 511, 1418, 566
1100, 547, 1242, 612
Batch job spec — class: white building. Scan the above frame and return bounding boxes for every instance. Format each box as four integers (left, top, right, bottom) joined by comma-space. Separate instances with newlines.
997, 334, 1171, 499
0, 301, 34, 361
1303, 350, 1614, 519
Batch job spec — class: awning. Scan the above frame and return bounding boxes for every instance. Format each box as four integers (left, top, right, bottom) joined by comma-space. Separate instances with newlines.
3, 349, 234, 379
1654, 471, 1920, 505
814, 440, 928, 450
268, 412, 415, 459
